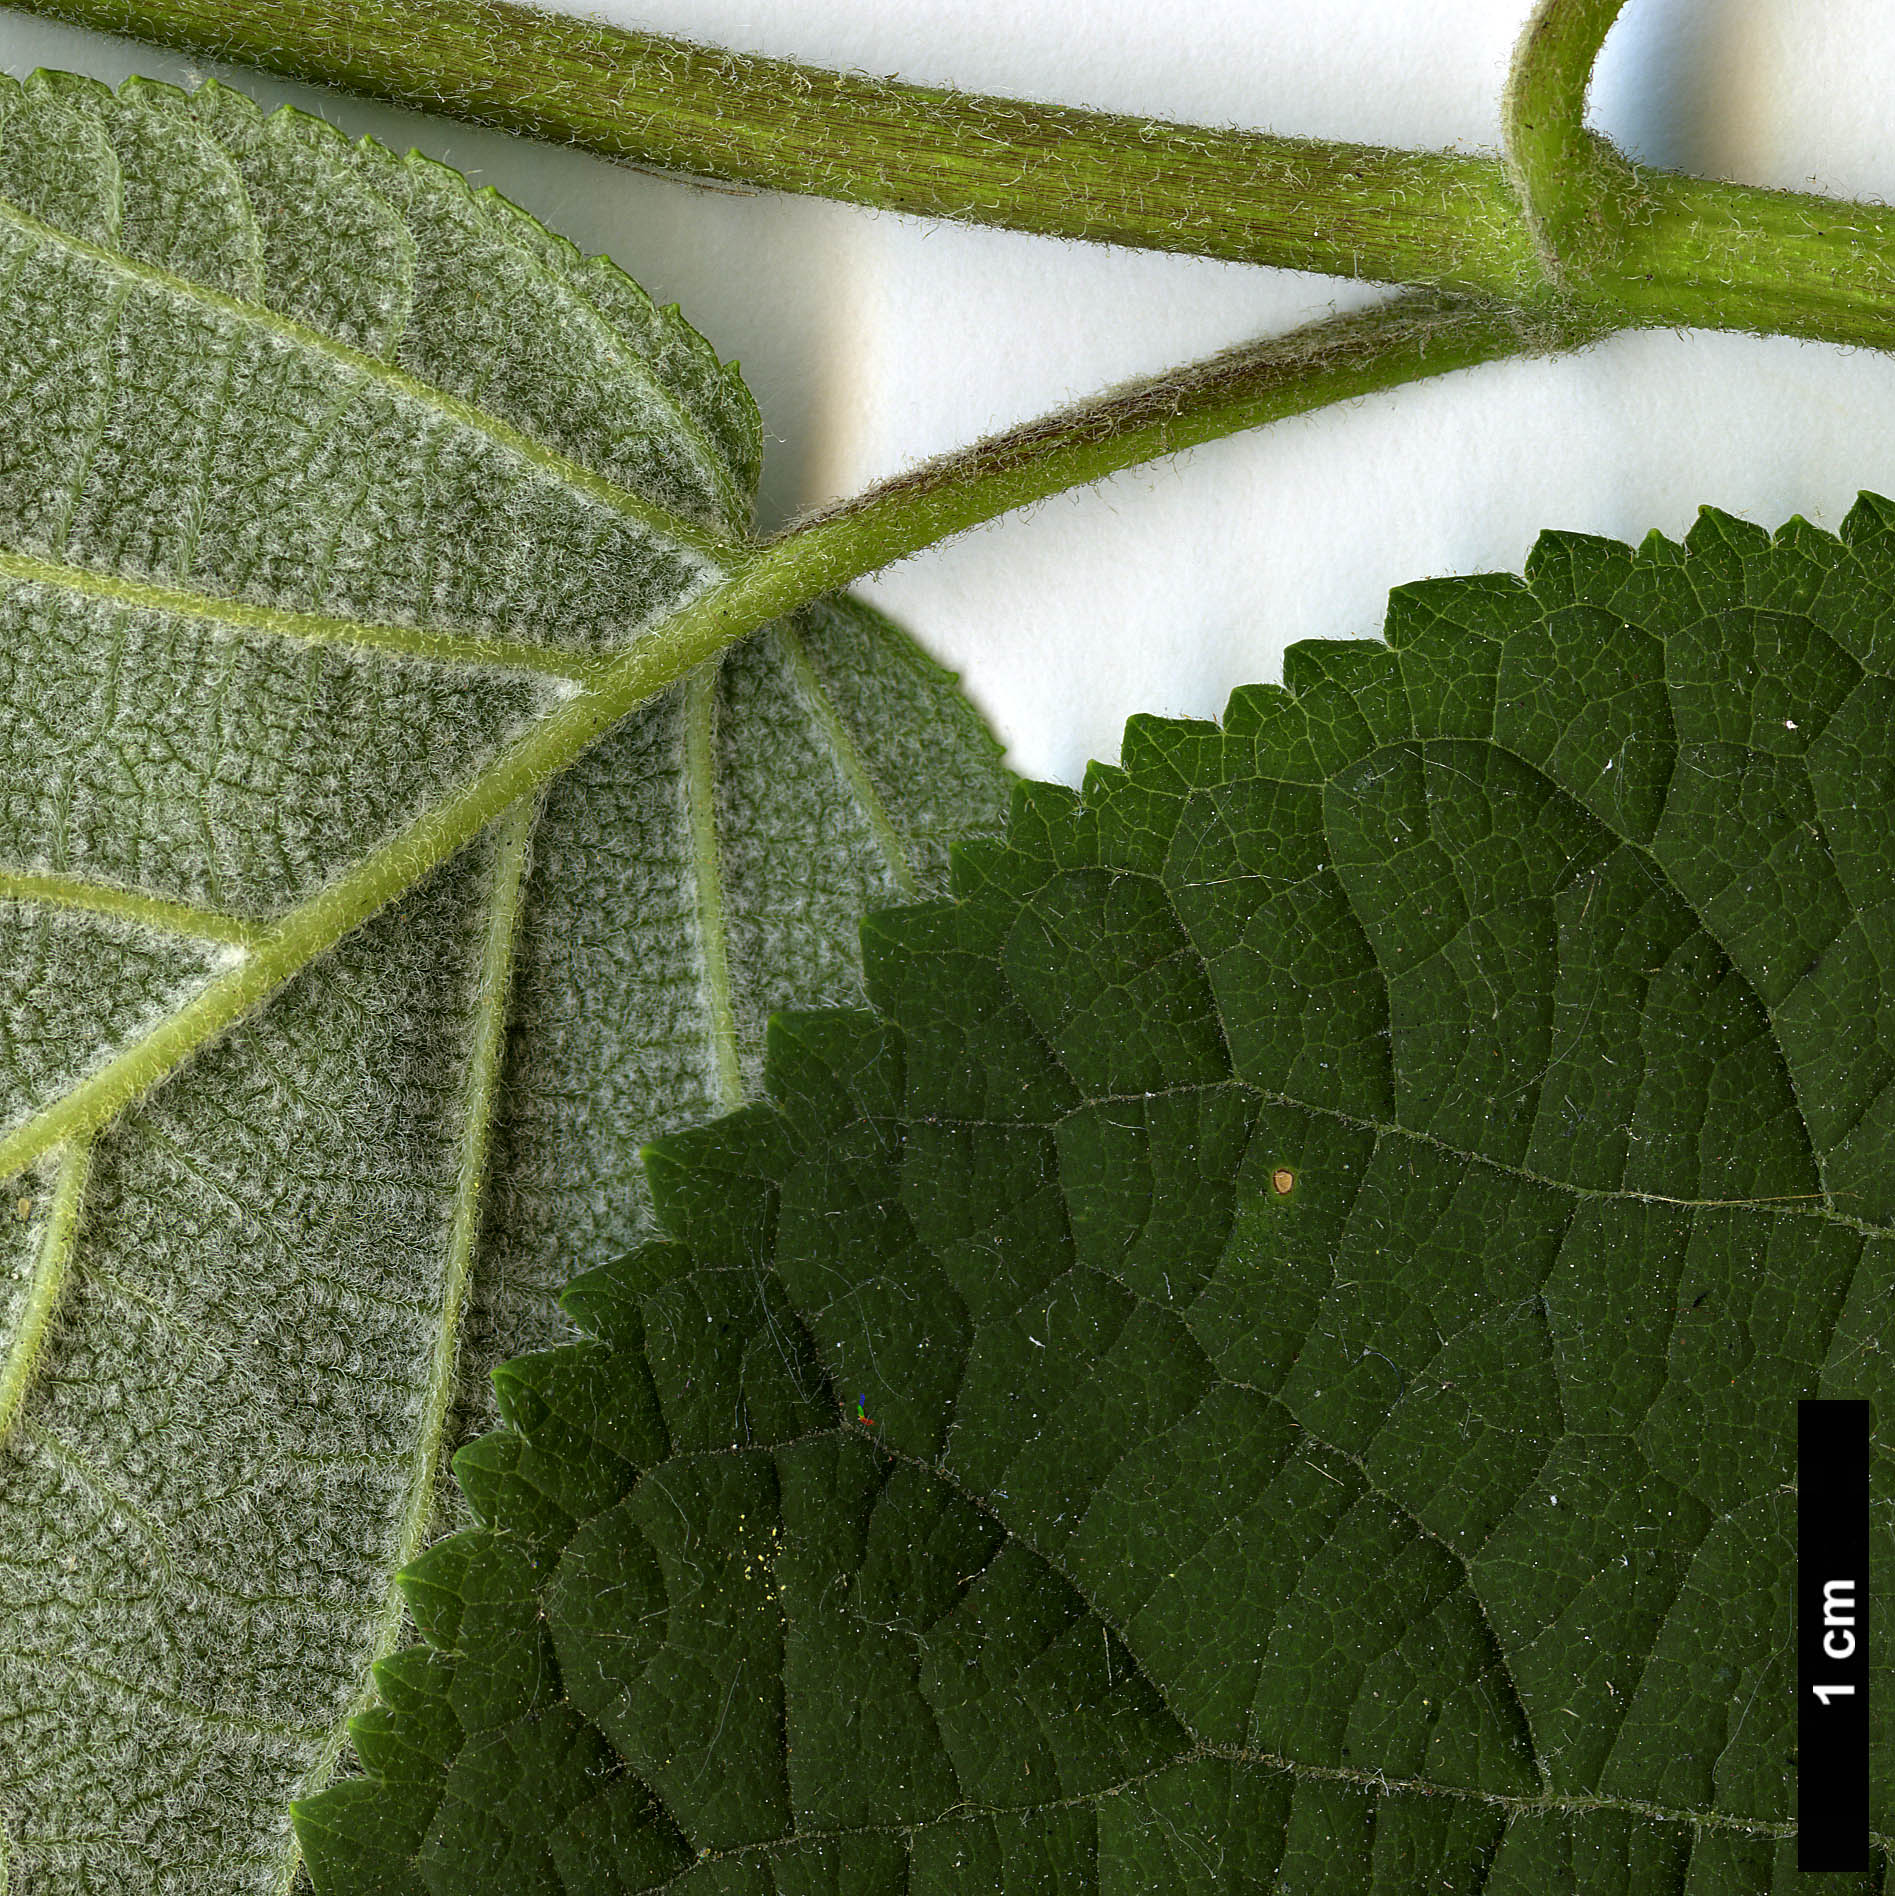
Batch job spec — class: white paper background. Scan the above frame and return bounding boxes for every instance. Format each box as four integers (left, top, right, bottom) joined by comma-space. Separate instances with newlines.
3, 0, 1893, 783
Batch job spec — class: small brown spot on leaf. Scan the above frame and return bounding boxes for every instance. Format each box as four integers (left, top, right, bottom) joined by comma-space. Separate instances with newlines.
1270, 1168, 1295, 1197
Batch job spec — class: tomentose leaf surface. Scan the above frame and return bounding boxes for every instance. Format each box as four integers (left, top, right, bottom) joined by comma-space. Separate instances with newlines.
0, 69, 1010, 1890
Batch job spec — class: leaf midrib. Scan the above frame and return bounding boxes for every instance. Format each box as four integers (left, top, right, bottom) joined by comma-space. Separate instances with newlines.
0, 530, 813, 1183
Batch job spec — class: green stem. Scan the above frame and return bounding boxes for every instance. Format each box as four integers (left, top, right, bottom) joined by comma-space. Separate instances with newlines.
1499, 0, 1895, 349
0, 291, 1566, 1179
771, 293, 1590, 571
0, 0, 1549, 292
19, 0, 1895, 358
1502, 0, 1632, 279
1607, 173, 1895, 351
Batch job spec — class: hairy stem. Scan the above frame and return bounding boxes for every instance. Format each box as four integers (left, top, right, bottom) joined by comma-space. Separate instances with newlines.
773, 293, 1588, 567
0, 292, 1570, 1178
1495, 0, 1895, 349
17, 0, 1895, 358
0, 0, 1551, 292
1502, 0, 1632, 279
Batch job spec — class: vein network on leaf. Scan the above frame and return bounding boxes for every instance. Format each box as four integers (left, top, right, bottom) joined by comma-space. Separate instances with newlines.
301, 498, 1895, 1891
0, 65, 1013, 1893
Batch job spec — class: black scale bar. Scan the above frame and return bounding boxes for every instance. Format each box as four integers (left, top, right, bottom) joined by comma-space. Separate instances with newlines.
1799, 1398, 1870, 1872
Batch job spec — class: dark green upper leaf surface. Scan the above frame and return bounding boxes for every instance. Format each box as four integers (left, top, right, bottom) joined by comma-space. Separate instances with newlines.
306, 504, 1895, 1893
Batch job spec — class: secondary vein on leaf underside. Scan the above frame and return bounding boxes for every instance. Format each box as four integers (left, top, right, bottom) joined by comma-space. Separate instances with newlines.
281, 800, 535, 1891
0, 869, 261, 946
0, 192, 745, 569
0, 519, 831, 1182
0, 547, 598, 682
776, 613, 921, 898
0, 1137, 90, 1447
677, 615, 931, 1119
684, 663, 743, 1112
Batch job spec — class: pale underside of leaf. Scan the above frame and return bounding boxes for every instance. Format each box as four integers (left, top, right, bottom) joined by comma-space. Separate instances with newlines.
0, 68, 1010, 1893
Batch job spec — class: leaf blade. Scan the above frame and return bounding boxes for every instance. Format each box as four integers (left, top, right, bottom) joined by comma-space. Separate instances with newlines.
0, 70, 1010, 1889
312, 504, 1895, 1890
